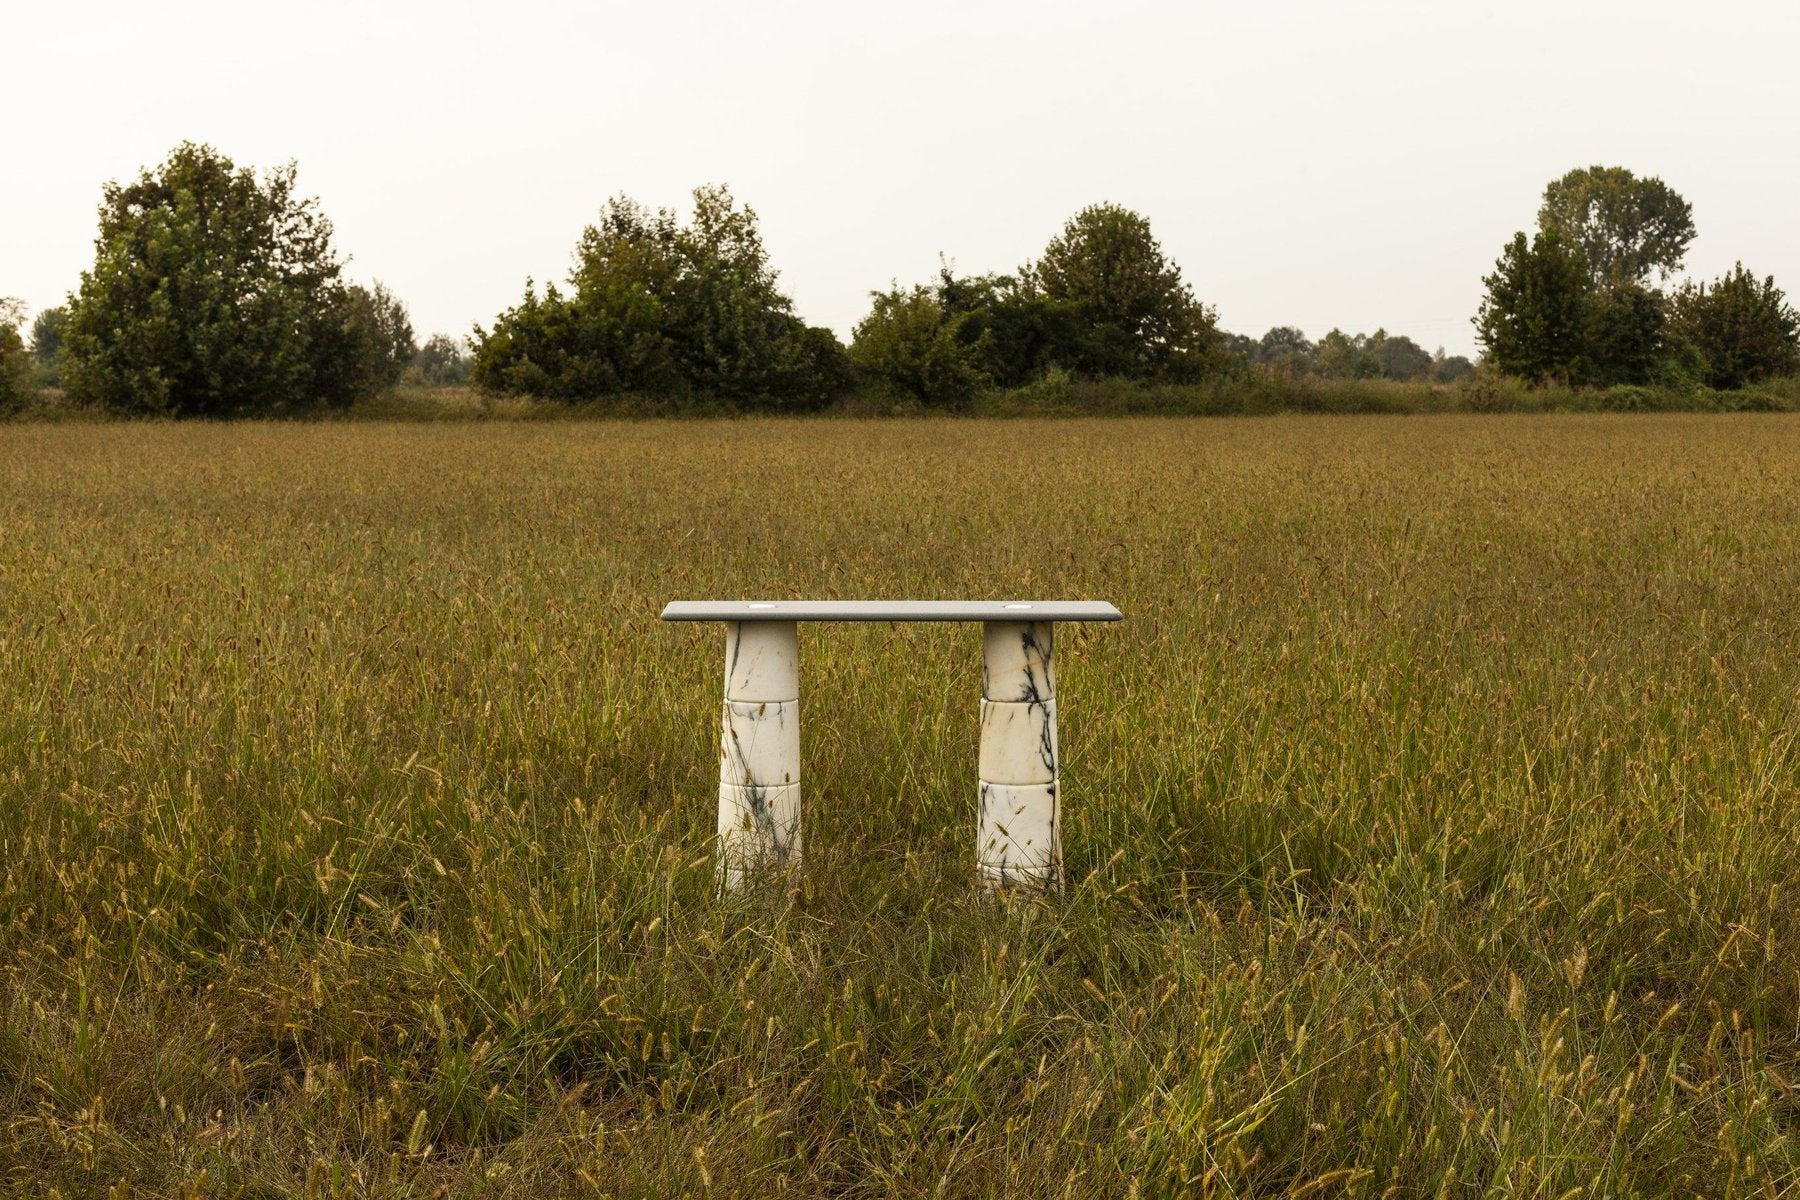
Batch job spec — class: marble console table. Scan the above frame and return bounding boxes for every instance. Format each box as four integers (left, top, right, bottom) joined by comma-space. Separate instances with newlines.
659, 600, 1123, 890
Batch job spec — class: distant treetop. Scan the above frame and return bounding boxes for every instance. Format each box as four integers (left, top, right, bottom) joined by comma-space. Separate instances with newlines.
1537, 166, 1696, 289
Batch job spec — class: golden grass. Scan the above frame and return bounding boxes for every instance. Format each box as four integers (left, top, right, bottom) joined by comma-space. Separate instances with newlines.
2, 414, 1798, 1195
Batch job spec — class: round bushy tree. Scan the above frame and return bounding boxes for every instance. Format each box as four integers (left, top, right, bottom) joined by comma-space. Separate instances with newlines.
849, 283, 987, 407
473, 185, 849, 407
1023, 203, 1219, 380
63, 142, 399, 416
1371, 331, 1434, 381
1315, 329, 1380, 379
1669, 265, 1800, 389
1256, 326, 1317, 376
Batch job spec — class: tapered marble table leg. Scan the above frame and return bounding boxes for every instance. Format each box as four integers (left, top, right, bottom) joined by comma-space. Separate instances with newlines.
718, 620, 802, 889
978, 620, 1061, 888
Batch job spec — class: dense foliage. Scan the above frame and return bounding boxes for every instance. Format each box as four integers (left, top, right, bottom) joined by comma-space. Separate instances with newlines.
1474, 230, 1596, 383
1222, 326, 1471, 382
1668, 265, 1800, 390
342, 282, 417, 395
62, 142, 411, 416
0, 299, 32, 411
849, 206, 1220, 405
1476, 165, 1797, 390
1583, 283, 1668, 387
848, 280, 990, 408
15, 151, 1797, 414
472, 186, 850, 407
1538, 166, 1696, 288
411, 333, 472, 386
1022, 203, 1219, 381
29, 304, 66, 388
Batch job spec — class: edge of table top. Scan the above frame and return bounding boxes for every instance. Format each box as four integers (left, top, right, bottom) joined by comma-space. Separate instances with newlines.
661, 600, 1123, 622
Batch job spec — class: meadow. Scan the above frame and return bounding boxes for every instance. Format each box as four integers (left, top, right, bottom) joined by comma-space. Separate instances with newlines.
2, 414, 1799, 1196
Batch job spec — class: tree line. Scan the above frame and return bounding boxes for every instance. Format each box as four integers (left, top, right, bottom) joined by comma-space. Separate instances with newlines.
1475, 166, 1799, 390
3, 144, 1795, 416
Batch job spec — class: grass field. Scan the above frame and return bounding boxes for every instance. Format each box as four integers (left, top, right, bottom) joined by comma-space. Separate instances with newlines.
3, 415, 1799, 1196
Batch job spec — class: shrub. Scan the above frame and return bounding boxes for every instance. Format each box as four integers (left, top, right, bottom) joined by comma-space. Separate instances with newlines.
763, 317, 854, 409
1598, 385, 1665, 412
1647, 334, 1709, 393
473, 281, 656, 401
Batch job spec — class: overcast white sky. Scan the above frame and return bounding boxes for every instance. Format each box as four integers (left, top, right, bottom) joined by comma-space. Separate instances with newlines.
6, 0, 1797, 358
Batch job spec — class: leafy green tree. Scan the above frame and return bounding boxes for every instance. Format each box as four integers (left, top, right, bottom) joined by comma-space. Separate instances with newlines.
30, 305, 66, 387
474, 185, 847, 407
1668, 264, 1800, 389
1256, 326, 1315, 376
767, 318, 854, 405
353, 282, 416, 388
362, 282, 417, 386
659, 186, 812, 399
414, 333, 472, 386
0, 299, 33, 411
471, 282, 609, 400
62, 142, 375, 415
1474, 230, 1594, 383
1315, 329, 1380, 379
311, 281, 417, 403
1022, 203, 1218, 380
1431, 351, 1475, 383
849, 283, 986, 407
1369, 330, 1433, 381
937, 267, 1078, 388
1232, 325, 1458, 383
1258, 326, 1312, 355
554, 195, 684, 394
1538, 166, 1695, 288
31, 305, 66, 367
1585, 283, 1666, 386
1218, 331, 1258, 364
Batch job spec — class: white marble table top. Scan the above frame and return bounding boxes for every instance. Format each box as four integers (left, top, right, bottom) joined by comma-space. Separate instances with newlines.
661, 600, 1123, 623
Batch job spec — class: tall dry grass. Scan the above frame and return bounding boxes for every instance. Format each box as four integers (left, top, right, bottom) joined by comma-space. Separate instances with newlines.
2, 415, 1798, 1195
